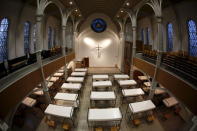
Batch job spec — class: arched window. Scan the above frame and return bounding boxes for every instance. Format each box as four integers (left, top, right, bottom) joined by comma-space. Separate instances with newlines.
24, 22, 31, 54
188, 20, 197, 56
48, 27, 52, 49
146, 27, 150, 45
167, 23, 173, 52
32, 24, 37, 52
0, 18, 9, 62
141, 29, 144, 43
53, 29, 56, 47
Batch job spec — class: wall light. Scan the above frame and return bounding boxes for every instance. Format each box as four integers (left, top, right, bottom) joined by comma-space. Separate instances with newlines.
100, 39, 112, 48
69, 1, 73, 5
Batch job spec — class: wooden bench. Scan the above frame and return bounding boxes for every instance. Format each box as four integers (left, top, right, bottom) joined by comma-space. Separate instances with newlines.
8, 55, 27, 72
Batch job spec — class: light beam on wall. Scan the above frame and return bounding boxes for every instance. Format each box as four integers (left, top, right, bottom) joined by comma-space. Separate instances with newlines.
83, 37, 95, 47
83, 37, 112, 58
100, 39, 112, 48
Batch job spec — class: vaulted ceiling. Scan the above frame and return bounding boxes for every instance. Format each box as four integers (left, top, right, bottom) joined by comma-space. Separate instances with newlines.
75, 0, 127, 18
13, 0, 188, 21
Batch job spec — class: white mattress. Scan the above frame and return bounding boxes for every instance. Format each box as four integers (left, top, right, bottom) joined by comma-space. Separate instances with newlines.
93, 81, 112, 87
53, 72, 64, 77
54, 93, 78, 101
155, 89, 166, 95
129, 100, 156, 114
144, 82, 151, 87
45, 104, 73, 118
88, 108, 122, 121
58, 69, 64, 73
71, 72, 86, 76
114, 74, 129, 79
61, 83, 82, 90
118, 80, 137, 86
122, 88, 144, 97
163, 97, 178, 107
49, 77, 59, 82
22, 97, 37, 107
90, 91, 116, 100
138, 76, 148, 81
33, 88, 44, 96
67, 77, 84, 83
47, 82, 54, 87
75, 68, 88, 72
93, 75, 109, 80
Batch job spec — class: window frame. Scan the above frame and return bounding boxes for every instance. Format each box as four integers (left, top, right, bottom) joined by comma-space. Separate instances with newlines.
0, 17, 10, 62
24, 21, 31, 55
146, 27, 150, 45
166, 23, 174, 52
48, 26, 53, 50
187, 19, 197, 56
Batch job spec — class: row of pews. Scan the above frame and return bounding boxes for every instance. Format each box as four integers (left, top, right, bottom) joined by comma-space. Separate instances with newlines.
142, 50, 197, 79
0, 47, 64, 79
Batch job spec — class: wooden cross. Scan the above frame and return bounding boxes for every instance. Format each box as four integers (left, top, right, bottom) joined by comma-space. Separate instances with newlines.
95, 43, 102, 58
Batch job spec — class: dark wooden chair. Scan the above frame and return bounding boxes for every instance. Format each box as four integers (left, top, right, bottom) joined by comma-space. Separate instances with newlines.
0, 62, 8, 79
41, 50, 52, 59
27, 53, 37, 65
8, 55, 27, 72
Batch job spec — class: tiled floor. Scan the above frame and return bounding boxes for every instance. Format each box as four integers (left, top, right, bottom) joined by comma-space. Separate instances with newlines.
36, 75, 167, 131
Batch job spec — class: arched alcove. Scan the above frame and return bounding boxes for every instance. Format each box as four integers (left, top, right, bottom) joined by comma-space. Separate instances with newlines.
77, 13, 120, 67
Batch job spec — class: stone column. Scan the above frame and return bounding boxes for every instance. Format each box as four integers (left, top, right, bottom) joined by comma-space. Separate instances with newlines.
130, 26, 137, 78
36, 15, 51, 103
62, 25, 68, 80
190, 116, 197, 131
120, 32, 125, 73
148, 17, 163, 99
73, 31, 78, 54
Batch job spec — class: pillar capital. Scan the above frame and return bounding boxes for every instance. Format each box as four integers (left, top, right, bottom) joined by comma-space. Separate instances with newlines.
132, 26, 137, 31
0, 120, 8, 131
62, 25, 66, 30
119, 32, 124, 36
36, 15, 43, 22
156, 16, 163, 23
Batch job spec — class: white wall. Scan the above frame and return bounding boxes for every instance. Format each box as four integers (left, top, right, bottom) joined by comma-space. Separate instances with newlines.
77, 13, 120, 67
65, 22, 73, 49
0, 0, 29, 59
15, 5, 36, 57
137, 1, 197, 52
0, 0, 62, 60
43, 15, 61, 50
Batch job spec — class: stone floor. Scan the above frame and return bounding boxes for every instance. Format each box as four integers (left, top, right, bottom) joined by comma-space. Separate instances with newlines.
88, 67, 121, 74
36, 75, 168, 131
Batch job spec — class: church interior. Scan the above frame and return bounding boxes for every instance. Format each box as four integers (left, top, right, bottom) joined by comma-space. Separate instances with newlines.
0, 0, 197, 131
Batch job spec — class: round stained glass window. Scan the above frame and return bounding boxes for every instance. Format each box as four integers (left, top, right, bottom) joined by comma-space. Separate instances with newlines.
91, 18, 107, 33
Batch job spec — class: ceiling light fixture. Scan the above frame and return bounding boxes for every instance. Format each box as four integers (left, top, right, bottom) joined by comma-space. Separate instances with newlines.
75, 9, 78, 12
69, 1, 73, 5
126, 2, 130, 6
120, 10, 123, 13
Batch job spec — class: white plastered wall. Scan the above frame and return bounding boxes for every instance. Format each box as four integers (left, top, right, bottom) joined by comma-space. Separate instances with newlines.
137, 1, 197, 52
43, 15, 61, 50
0, 0, 62, 60
77, 13, 121, 68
